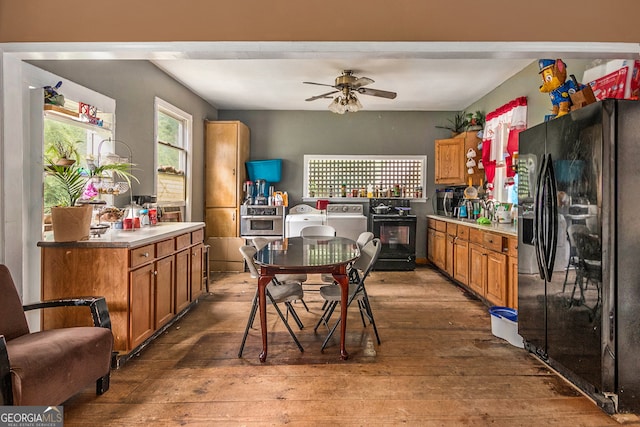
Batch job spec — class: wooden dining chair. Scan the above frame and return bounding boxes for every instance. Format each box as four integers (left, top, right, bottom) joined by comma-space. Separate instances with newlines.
237, 245, 305, 357
314, 238, 382, 351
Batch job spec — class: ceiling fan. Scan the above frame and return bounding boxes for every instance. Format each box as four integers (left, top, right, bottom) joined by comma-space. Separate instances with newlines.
303, 70, 397, 113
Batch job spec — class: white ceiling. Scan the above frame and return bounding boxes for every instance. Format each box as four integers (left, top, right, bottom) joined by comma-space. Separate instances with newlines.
6, 41, 639, 112
151, 58, 534, 111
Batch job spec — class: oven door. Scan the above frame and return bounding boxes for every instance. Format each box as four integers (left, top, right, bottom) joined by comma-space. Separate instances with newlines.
240, 215, 283, 237
371, 215, 417, 258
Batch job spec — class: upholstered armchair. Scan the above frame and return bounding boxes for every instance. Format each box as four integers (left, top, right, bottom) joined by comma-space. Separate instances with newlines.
0, 264, 114, 405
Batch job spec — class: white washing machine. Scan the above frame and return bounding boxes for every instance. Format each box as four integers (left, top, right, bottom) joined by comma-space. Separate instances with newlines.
326, 203, 368, 242
285, 204, 326, 237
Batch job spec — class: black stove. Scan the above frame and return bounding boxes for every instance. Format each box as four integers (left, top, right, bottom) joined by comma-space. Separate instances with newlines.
368, 198, 416, 271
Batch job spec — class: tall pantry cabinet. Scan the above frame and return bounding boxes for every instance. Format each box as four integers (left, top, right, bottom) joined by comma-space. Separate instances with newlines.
205, 120, 250, 271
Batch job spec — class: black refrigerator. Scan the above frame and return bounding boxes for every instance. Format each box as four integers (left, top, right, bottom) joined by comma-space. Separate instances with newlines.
518, 99, 640, 414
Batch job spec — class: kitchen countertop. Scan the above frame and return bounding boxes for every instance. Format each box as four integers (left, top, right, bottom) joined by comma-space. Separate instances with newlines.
38, 222, 205, 248
427, 214, 517, 237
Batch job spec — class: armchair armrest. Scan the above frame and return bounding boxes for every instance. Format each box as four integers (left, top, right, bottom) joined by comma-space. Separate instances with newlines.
23, 297, 111, 329
0, 335, 13, 405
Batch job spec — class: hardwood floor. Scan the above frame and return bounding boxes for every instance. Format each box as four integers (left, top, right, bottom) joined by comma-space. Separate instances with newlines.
63, 266, 639, 426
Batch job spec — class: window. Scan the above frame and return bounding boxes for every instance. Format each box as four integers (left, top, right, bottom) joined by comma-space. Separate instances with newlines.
43, 106, 113, 214
155, 98, 192, 213
304, 155, 427, 199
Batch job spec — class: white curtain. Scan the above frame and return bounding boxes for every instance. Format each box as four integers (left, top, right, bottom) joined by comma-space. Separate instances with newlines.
481, 97, 528, 198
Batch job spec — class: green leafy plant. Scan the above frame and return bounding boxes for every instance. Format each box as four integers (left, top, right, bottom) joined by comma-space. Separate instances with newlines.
44, 163, 88, 207
45, 139, 81, 164
436, 111, 469, 134
466, 110, 485, 129
45, 158, 139, 207
89, 160, 140, 187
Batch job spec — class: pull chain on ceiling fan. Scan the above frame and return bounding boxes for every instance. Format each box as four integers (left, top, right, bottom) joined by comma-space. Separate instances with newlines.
303, 70, 397, 114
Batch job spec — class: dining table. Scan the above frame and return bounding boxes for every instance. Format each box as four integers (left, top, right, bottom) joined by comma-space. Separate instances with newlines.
253, 236, 360, 362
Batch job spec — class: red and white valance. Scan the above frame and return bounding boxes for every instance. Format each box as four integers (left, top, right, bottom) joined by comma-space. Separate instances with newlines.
481, 96, 527, 189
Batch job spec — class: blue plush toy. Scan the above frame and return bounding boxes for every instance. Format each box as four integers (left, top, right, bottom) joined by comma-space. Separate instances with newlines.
44, 81, 65, 106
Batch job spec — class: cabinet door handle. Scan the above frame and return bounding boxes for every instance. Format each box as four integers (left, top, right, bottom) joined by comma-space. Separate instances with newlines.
153, 270, 158, 276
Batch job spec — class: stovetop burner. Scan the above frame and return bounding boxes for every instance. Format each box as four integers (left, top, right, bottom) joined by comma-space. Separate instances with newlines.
369, 198, 412, 216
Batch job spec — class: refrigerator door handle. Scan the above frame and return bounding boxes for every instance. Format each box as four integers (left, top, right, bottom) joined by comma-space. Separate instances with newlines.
544, 154, 558, 280
534, 154, 548, 280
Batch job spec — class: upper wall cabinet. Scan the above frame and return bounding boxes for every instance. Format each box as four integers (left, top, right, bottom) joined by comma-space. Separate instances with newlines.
434, 131, 484, 186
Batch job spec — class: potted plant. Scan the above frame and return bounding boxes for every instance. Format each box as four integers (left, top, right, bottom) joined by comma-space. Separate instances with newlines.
45, 139, 82, 166
45, 162, 93, 241
45, 158, 139, 241
466, 110, 485, 131
436, 111, 469, 136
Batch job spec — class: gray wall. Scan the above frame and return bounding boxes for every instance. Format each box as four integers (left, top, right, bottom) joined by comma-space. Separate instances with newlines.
466, 59, 597, 127
219, 109, 454, 259
28, 60, 219, 221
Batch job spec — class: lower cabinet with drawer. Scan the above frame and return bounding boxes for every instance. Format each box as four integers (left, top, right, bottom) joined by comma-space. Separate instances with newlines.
427, 217, 516, 308
39, 223, 205, 365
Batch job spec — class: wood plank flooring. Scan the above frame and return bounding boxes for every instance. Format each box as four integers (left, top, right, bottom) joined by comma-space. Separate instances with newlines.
62, 266, 640, 426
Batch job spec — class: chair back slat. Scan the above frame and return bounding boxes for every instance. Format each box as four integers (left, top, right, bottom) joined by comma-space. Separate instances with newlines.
239, 246, 260, 278
352, 238, 381, 280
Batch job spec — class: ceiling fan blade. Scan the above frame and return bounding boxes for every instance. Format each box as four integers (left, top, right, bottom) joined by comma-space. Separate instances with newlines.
303, 81, 336, 88
305, 90, 339, 102
352, 76, 374, 89
357, 87, 397, 99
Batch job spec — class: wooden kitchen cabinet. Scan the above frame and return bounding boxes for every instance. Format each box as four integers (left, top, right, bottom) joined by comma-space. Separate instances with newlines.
190, 242, 204, 301
129, 263, 155, 349
453, 225, 470, 286
205, 120, 250, 239
39, 223, 205, 365
174, 248, 191, 313
434, 131, 484, 186
486, 250, 508, 306
154, 254, 175, 329
427, 218, 446, 270
445, 233, 455, 277
205, 207, 238, 238
468, 242, 487, 297
469, 228, 508, 306
507, 237, 518, 309
427, 216, 516, 308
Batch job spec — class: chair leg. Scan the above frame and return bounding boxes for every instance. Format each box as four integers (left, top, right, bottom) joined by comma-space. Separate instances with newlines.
285, 301, 304, 329
269, 293, 304, 353
238, 290, 259, 358
361, 293, 381, 345
96, 373, 110, 395
314, 300, 337, 332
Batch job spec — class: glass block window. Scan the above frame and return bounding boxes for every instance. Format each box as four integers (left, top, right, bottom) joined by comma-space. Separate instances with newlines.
304, 155, 426, 199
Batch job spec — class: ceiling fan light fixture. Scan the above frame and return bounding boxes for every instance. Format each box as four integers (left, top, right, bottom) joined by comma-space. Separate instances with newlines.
328, 97, 345, 114
346, 94, 362, 112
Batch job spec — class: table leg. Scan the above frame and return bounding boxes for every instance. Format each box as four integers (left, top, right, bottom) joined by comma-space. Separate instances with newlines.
257, 275, 272, 362
333, 272, 349, 360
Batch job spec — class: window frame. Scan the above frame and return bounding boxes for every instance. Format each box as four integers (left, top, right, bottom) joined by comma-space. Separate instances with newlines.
303, 154, 427, 201
154, 97, 193, 219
